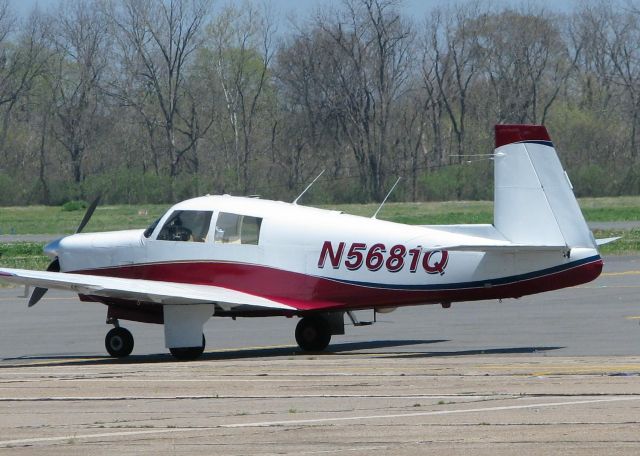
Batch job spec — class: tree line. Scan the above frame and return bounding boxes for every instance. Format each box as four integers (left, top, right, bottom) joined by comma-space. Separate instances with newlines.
0, 0, 638, 206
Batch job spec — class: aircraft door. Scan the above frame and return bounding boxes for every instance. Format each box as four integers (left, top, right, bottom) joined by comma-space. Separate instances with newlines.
142, 210, 216, 279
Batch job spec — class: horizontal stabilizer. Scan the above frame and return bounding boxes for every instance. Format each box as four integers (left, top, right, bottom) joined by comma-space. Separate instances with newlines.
595, 236, 621, 246
432, 243, 567, 253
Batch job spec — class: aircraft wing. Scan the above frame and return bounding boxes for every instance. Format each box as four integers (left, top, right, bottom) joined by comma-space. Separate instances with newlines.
0, 268, 296, 311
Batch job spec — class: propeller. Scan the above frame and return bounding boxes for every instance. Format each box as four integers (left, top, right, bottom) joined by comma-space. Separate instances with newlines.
28, 196, 100, 307
28, 258, 59, 307
75, 196, 101, 234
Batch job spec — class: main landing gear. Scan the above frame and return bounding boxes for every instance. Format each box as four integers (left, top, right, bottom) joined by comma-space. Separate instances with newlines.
104, 317, 206, 360
295, 316, 332, 351
169, 334, 206, 361
294, 312, 373, 352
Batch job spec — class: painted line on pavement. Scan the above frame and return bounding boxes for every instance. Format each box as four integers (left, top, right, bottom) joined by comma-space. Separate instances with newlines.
601, 270, 640, 276
1, 395, 638, 447
221, 396, 640, 428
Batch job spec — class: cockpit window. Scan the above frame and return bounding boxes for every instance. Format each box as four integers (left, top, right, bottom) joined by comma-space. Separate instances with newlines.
156, 210, 213, 242
143, 217, 161, 238
214, 213, 262, 245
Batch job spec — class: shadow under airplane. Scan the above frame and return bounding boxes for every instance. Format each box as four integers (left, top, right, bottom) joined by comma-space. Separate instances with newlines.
0, 340, 563, 368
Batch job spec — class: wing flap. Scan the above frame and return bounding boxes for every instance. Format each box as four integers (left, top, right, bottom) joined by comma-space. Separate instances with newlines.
0, 268, 296, 311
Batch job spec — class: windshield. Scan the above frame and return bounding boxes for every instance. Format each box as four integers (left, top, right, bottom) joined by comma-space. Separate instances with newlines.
143, 217, 161, 238
156, 210, 213, 242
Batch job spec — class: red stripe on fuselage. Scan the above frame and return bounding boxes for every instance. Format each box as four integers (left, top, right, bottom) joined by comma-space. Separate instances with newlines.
73, 258, 603, 312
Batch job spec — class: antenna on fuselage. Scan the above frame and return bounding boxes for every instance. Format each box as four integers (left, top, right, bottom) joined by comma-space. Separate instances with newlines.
372, 177, 402, 219
293, 170, 325, 205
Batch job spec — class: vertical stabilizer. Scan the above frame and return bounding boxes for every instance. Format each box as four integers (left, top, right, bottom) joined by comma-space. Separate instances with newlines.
493, 125, 594, 248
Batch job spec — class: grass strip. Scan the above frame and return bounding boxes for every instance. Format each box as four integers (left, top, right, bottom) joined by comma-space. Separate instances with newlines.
0, 242, 50, 270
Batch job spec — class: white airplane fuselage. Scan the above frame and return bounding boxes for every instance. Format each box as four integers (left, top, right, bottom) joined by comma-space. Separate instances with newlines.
45, 195, 602, 320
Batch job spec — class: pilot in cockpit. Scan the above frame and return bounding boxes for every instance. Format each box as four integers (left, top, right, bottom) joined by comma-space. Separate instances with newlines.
190, 212, 210, 242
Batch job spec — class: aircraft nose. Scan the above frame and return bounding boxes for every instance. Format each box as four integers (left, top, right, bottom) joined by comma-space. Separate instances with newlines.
43, 237, 64, 258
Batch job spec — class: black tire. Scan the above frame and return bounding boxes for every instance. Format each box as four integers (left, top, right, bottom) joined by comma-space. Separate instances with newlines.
295, 316, 331, 352
105, 327, 134, 358
169, 334, 206, 361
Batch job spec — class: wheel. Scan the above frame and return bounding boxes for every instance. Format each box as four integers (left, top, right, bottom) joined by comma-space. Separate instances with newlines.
169, 334, 206, 361
295, 316, 331, 351
105, 327, 134, 358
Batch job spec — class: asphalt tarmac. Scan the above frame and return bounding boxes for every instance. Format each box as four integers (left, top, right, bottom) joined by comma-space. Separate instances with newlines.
0, 255, 639, 454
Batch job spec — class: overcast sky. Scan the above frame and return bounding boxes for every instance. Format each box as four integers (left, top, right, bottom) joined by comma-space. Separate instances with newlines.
13, 0, 578, 22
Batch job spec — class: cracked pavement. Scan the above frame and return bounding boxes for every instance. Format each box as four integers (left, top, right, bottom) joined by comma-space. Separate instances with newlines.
0, 355, 639, 455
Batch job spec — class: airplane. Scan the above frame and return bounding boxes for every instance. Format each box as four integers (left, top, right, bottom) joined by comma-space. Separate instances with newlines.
0, 124, 611, 360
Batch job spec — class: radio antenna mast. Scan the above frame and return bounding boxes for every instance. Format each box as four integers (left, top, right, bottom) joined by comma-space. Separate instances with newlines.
372, 177, 402, 219
293, 170, 325, 205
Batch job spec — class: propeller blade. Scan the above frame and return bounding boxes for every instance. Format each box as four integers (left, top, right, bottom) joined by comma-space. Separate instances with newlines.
76, 196, 101, 234
29, 195, 93, 307
28, 287, 48, 307
27, 258, 60, 307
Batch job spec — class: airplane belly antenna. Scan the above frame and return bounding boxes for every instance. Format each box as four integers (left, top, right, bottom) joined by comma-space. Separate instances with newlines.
293, 170, 325, 205
372, 177, 402, 219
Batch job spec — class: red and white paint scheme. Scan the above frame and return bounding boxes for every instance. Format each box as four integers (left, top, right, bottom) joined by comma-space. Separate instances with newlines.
0, 125, 610, 360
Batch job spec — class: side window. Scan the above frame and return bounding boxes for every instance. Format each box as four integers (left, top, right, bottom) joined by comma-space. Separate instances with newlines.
156, 210, 213, 242
241, 216, 262, 245
214, 213, 241, 244
214, 213, 262, 245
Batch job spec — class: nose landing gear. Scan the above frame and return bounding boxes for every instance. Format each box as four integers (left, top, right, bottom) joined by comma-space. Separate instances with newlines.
105, 318, 134, 358
105, 327, 134, 358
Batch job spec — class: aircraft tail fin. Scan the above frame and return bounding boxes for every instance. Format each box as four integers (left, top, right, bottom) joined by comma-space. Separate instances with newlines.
493, 125, 595, 249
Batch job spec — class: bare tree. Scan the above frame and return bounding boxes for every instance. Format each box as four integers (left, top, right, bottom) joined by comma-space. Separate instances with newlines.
605, 3, 640, 159
476, 8, 579, 124
311, 0, 413, 200
0, 4, 50, 157
274, 27, 346, 195
108, 0, 211, 183
426, 3, 486, 161
205, 3, 275, 194
48, 0, 109, 186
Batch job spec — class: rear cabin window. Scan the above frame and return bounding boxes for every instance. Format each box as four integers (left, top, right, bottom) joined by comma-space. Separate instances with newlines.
156, 210, 213, 242
214, 213, 262, 245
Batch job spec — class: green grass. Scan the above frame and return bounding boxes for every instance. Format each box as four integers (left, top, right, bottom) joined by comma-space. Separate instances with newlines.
321, 201, 494, 225
324, 196, 640, 225
576, 196, 640, 221
0, 242, 50, 269
0, 204, 167, 235
1, 197, 639, 234
592, 229, 640, 255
